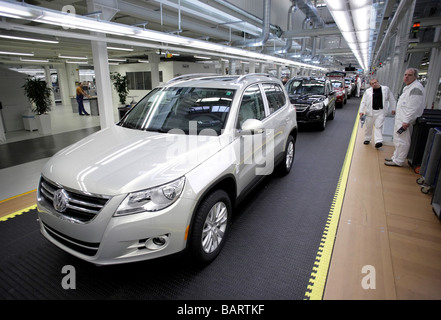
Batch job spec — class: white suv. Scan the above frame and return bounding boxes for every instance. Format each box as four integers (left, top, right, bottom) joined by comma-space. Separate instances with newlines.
37, 74, 298, 265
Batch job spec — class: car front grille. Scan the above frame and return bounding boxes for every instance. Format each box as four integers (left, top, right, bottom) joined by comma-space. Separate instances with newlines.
294, 104, 308, 112
39, 176, 110, 223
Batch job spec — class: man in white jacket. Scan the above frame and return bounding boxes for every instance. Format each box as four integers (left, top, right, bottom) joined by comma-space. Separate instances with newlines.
385, 68, 426, 167
359, 78, 396, 148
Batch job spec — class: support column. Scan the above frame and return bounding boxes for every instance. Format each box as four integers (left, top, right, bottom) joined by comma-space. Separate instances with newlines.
66, 62, 79, 96
249, 62, 256, 74
44, 65, 56, 108
56, 64, 71, 107
90, 38, 114, 128
220, 60, 227, 75
87, 0, 119, 128
148, 53, 160, 88
229, 60, 237, 75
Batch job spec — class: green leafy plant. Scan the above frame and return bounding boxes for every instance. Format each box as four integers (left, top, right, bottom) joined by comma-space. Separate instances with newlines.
22, 77, 52, 115
111, 72, 129, 105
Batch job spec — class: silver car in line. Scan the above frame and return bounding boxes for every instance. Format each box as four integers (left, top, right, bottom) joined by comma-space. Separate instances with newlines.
37, 73, 298, 265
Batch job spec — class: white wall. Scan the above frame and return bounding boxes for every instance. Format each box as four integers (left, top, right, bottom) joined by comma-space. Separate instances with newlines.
0, 67, 32, 132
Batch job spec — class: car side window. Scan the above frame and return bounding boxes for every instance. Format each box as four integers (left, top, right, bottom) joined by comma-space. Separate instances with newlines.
237, 84, 265, 128
262, 83, 286, 114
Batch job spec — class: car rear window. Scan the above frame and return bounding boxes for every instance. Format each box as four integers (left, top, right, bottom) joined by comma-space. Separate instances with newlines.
286, 79, 325, 95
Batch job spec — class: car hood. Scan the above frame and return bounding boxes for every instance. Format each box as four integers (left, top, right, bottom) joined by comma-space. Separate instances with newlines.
42, 125, 225, 196
289, 94, 323, 105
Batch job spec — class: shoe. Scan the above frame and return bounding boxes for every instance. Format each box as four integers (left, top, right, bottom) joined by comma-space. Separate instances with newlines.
384, 160, 401, 167
363, 141, 370, 145
385, 157, 392, 161
375, 142, 383, 149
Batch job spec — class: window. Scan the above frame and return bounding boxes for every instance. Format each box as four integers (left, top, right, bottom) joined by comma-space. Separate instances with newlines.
127, 71, 163, 90
237, 84, 265, 128
118, 87, 234, 135
262, 83, 286, 114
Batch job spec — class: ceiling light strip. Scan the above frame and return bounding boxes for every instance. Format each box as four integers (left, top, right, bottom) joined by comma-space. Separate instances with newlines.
0, 34, 59, 43
0, 1, 326, 71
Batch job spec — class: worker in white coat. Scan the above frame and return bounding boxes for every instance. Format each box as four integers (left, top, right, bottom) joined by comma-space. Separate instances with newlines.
385, 68, 426, 167
356, 76, 361, 97
359, 78, 396, 149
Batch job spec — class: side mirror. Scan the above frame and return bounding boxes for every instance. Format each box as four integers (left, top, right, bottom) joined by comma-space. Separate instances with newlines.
240, 119, 264, 135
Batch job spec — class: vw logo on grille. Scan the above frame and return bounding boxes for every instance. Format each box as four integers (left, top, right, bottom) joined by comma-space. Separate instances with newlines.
53, 189, 69, 213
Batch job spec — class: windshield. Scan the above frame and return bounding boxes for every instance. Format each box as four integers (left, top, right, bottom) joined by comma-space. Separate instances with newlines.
118, 87, 235, 135
286, 79, 325, 95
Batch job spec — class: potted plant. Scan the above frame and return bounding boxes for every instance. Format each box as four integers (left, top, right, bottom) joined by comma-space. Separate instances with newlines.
110, 72, 129, 106
22, 77, 52, 135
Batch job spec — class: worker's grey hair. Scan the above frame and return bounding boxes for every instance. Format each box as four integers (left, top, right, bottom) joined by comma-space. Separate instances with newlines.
406, 68, 419, 78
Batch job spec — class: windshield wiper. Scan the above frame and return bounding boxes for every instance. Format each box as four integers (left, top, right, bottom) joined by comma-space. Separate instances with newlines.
145, 127, 168, 133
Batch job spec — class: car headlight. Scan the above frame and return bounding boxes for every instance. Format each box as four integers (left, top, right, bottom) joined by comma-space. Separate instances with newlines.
115, 177, 185, 216
310, 102, 324, 111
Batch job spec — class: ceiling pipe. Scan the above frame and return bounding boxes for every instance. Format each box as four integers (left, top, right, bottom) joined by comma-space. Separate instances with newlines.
278, 0, 298, 54
232, 0, 271, 48
211, 0, 281, 36
300, 17, 313, 56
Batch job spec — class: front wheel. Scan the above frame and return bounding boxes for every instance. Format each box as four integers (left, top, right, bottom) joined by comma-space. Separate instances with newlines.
317, 109, 327, 131
189, 190, 231, 264
278, 135, 295, 175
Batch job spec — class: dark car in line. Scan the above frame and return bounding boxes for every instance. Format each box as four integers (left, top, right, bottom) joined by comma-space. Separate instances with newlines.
285, 77, 336, 131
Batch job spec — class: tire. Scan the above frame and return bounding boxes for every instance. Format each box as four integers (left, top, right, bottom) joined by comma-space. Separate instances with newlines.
317, 109, 327, 131
278, 135, 295, 175
189, 190, 231, 264
328, 105, 336, 120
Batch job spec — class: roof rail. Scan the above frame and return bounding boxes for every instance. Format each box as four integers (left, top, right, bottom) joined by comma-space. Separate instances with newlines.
235, 73, 272, 83
167, 73, 219, 83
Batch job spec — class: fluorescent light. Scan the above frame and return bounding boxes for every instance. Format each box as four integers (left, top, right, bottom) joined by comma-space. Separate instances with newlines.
107, 46, 134, 51
0, 2, 33, 18
65, 60, 89, 64
108, 58, 126, 62
352, 6, 371, 32
0, 34, 59, 44
138, 59, 149, 63
349, 0, 372, 9
41, 12, 136, 36
59, 54, 88, 59
326, 1, 346, 10
20, 58, 49, 62
330, 10, 353, 32
194, 55, 211, 59
0, 51, 34, 56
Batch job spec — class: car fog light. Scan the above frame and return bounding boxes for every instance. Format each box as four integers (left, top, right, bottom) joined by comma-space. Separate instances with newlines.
145, 235, 169, 250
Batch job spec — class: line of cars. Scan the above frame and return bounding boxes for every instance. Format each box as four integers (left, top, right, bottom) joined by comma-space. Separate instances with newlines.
283, 71, 359, 131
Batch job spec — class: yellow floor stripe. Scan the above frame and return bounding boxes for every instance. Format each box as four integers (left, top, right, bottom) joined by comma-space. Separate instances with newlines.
304, 114, 359, 300
0, 204, 37, 222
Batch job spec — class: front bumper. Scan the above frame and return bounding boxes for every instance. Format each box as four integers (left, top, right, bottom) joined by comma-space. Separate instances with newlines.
37, 188, 196, 265
295, 106, 324, 124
